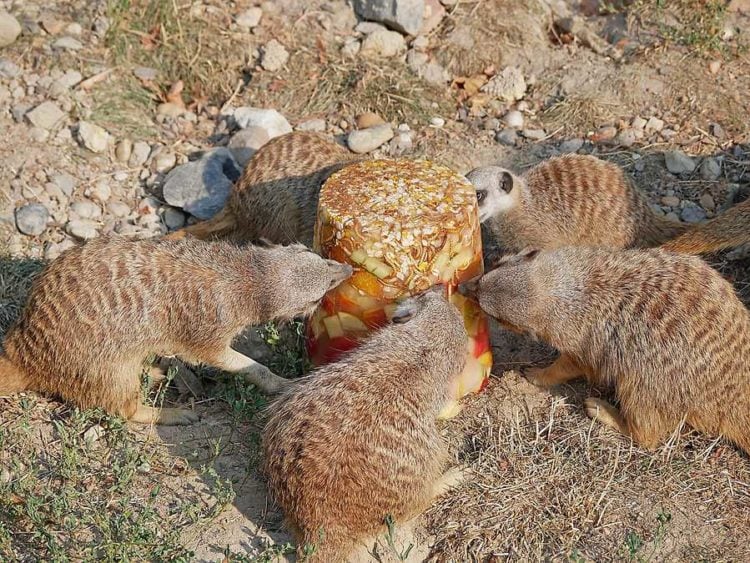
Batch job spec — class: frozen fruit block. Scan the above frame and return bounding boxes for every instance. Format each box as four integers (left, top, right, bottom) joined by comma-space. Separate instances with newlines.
306, 159, 492, 401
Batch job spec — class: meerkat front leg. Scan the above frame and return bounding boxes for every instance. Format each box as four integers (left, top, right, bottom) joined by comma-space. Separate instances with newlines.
213, 347, 293, 395
525, 353, 584, 388
584, 398, 662, 450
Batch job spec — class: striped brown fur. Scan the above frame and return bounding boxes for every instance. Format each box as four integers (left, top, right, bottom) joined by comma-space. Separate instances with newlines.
468, 155, 691, 259
660, 197, 750, 254
262, 288, 467, 561
166, 131, 362, 246
468, 247, 750, 454
0, 236, 352, 424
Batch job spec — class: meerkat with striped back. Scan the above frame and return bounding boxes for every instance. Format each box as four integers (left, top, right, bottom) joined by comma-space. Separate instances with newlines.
0, 236, 352, 424
465, 246, 750, 454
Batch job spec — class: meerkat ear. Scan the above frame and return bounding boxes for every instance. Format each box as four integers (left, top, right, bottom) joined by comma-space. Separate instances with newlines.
517, 247, 540, 261
391, 300, 416, 324
499, 171, 514, 194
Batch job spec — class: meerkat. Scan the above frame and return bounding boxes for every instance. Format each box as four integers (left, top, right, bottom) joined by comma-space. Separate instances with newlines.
464, 246, 750, 454
0, 236, 352, 425
466, 154, 691, 257
262, 287, 468, 562
166, 131, 363, 247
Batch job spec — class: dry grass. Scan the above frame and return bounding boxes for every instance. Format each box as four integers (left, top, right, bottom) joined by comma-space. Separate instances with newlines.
541, 91, 622, 135
428, 373, 750, 561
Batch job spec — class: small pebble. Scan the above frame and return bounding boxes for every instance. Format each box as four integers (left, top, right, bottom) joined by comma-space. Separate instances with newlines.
615, 128, 637, 148
237, 7, 263, 29
295, 118, 327, 132
680, 204, 707, 224
70, 200, 101, 220
83, 424, 105, 443
162, 206, 186, 230
116, 139, 133, 163
521, 129, 546, 141
152, 151, 177, 173
699, 193, 715, 212
129, 141, 152, 167
430, 116, 445, 128
664, 150, 695, 175
0, 10, 22, 47
631, 117, 647, 130
78, 121, 110, 153
360, 29, 407, 58
495, 129, 518, 146
261, 39, 290, 72
26, 101, 65, 130
347, 124, 394, 153
503, 110, 524, 129
227, 126, 270, 166
107, 201, 131, 218
645, 116, 664, 133
356, 112, 385, 129
559, 138, 584, 153
661, 195, 680, 207
52, 36, 83, 51
595, 125, 617, 142
699, 158, 721, 181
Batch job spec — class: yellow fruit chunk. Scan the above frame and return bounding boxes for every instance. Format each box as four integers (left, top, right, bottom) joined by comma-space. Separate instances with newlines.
322, 315, 344, 339
338, 312, 368, 332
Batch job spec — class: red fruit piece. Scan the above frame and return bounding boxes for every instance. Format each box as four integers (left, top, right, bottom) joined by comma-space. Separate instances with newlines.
350, 271, 383, 298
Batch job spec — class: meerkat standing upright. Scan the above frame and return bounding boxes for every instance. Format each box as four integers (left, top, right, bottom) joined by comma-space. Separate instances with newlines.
0, 236, 352, 424
465, 247, 750, 454
263, 288, 468, 562
467, 155, 690, 256
166, 131, 363, 246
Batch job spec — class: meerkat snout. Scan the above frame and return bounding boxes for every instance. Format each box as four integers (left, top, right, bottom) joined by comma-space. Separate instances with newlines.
325, 259, 353, 287
465, 166, 516, 222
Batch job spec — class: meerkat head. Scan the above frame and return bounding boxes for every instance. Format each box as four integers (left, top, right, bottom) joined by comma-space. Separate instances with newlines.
460, 248, 541, 333
465, 166, 521, 222
389, 285, 467, 346
259, 243, 353, 319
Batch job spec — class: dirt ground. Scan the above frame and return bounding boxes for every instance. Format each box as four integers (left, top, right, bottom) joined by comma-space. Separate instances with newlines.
1, 0, 750, 561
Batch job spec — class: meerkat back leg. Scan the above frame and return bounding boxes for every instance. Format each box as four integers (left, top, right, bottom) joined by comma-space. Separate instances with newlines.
430, 466, 468, 500
210, 346, 293, 395
525, 353, 584, 388
145, 365, 167, 390
129, 404, 200, 426
583, 397, 661, 450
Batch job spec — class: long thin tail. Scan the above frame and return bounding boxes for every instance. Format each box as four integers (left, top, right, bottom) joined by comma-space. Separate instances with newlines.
661, 198, 750, 255
639, 215, 691, 248
0, 354, 29, 396
163, 207, 238, 241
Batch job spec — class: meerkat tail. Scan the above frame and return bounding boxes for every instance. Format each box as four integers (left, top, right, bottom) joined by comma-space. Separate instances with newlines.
661, 198, 750, 255
0, 355, 29, 396
164, 207, 238, 241
638, 215, 692, 247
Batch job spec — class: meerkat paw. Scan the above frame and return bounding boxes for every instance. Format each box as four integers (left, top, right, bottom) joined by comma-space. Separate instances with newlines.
584, 398, 625, 430
437, 399, 463, 420
524, 367, 553, 388
130, 405, 200, 426
241, 363, 292, 395
432, 466, 470, 499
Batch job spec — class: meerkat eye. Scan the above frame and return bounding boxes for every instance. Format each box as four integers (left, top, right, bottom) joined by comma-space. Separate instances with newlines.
476, 190, 487, 203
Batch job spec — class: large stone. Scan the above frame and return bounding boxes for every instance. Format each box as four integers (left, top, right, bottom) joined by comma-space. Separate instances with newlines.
162, 148, 242, 220
227, 126, 270, 167
15, 204, 49, 236
352, 0, 424, 35
0, 11, 22, 47
347, 124, 394, 153
665, 150, 695, 175
25, 101, 65, 130
233, 107, 292, 138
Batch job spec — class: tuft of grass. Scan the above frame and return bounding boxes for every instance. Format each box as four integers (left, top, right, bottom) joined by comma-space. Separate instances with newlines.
541, 91, 622, 134
87, 75, 157, 139
0, 256, 45, 337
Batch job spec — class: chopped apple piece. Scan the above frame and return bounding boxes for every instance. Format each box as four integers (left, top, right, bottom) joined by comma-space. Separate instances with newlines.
362, 256, 394, 279
338, 312, 368, 332
322, 314, 344, 339
350, 248, 368, 264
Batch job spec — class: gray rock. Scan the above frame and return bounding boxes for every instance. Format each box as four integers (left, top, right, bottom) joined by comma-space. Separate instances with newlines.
107, 200, 131, 218
360, 29, 406, 58
10, 104, 28, 122
430, 116, 445, 127
347, 124, 394, 153
233, 107, 292, 138
261, 39, 289, 72
699, 157, 721, 181
129, 141, 152, 167
665, 150, 695, 175
559, 138, 583, 153
162, 206, 186, 229
699, 193, 715, 211
420, 61, 449, 85
503, 110, 524, 129
645, 116, 664, 133
0, 11, 21, 47
115, 139, 133, 163
26, 101, 65, 130
45, 181, 66, 201
70, 200, 101, 220
295, 118, 327, 132
0, 58, 21, 78
356, 21, 388, 35
30, 127, 50, 143
680, 204, 706, 224
631, 116, 647, 130
228, 126, 270, 166
665, 211, 680, 223
78, 121, 110, 153
495, 129, 518, 146
615, 128, 637, 148
406, 49, 429, 70
352, 0, 424, 35
341, 38, 361, 58
521, 128, 546, 141
482, 67, 526, 102
15, 204, 49, 236
66, 23, 83, 36
52, 36, 83, 51
162, 148, 241, 220
66, 219, 99, 239
56, 70, 82, 89
93, 16, 110, 37
237, 7, 263, 28
52, 172, 76, 196
483, 117, 500, 131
